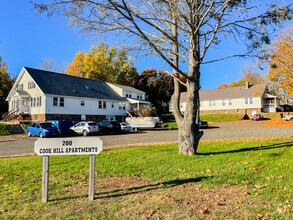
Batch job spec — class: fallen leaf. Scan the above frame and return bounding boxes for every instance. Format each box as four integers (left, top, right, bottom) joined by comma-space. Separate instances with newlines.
255, 185, 266, 189
200, 208, 208, 214
237, 200, 242, 204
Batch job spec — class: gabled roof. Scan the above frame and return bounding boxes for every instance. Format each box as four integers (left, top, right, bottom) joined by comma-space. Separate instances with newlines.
24, 67, 127, 101
107, 83, 145, 93
180, 84, 267, 102
15, 90, 30, 97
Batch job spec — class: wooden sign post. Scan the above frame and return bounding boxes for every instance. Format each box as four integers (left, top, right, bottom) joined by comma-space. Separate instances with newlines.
34, 137, 103, 203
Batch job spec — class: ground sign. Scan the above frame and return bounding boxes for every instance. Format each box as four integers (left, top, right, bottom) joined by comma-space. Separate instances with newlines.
34, 137, 103, 202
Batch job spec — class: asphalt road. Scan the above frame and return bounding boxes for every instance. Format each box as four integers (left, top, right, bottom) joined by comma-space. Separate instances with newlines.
0, 121, 292, 157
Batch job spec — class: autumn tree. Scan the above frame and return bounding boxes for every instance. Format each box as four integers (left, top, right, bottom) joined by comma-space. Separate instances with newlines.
221, 64, 265, 88
125, 68, 174, 115
0, 56, 13, 119
0, 56, 13, 102
66, 43, 132, 83
34, 0, 292, 155
267, 26, 293, 103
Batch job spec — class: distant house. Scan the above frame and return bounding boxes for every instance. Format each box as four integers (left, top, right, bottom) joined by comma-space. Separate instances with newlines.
170, 82, 281, 116
5, 67, 151, 121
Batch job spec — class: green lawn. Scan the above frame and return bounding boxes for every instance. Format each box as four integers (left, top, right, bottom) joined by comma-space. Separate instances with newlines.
1, 138, 293, 219
200, 114, 244, 122
0, 123, 11, 135
163, 114, 244, 128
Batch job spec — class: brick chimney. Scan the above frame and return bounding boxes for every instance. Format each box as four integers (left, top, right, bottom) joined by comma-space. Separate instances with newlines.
245, 81, 249, 89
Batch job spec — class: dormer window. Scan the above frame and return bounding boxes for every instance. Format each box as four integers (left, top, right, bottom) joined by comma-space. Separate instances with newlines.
17, 83, 23, 90
126, 91, 132, 98
28, 81, 35, 89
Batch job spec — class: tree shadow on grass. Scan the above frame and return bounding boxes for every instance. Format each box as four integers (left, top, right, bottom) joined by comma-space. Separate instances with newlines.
93, 176, 211, 200
198, 142, 293, 156
51, 176, 210, 202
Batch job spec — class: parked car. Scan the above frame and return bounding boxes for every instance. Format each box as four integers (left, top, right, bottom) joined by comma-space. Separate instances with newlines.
251, 114, 264, 121
199, 119, 208, 128
98, 121, 121, 134
120, 122, 132, 133
27, 122, 60, 138
70, 121, 99, 136
283, 113, 293, 121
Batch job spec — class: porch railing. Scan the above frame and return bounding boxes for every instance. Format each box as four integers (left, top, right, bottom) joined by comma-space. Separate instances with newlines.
2, 109, 19, 122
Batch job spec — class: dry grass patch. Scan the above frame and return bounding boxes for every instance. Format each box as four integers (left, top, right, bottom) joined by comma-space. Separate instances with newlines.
262, 119, 293, 127
1, 176, 258, 219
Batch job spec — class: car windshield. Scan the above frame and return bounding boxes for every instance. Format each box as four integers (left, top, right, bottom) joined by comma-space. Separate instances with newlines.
102, 121, 111, 126
88, 122, 97, 126
40, 123, 56, 128
254, 114, 261, 117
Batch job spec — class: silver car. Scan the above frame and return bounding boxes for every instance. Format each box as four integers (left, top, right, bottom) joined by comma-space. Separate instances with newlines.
70, 121, 99, 136
120, 122, 132, 132
283, 113, 293, 121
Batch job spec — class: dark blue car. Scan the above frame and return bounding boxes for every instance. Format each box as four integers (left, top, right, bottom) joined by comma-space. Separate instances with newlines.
27, 122, 60, 138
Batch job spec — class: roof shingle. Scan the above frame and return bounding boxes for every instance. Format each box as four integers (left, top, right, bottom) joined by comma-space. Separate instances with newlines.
180, 84, 267, 102
25, 67, 127, 101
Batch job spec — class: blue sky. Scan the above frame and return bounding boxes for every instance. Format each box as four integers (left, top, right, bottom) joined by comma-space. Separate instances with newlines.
0, 0, 292, 90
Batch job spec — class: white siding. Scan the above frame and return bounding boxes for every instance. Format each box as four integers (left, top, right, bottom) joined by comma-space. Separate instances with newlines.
200, 97, 262, 111
170, 97, 262, 112
45, 96, 127, 116
8, 70, 45, 114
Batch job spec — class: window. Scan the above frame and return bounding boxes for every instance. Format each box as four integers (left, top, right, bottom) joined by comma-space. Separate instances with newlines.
245, 98, 248, 104
17, 84, 23, 90
112, 102, 114, 108
229, 99, 232, 105
119, 103, 126, 110
222, 100, 226, 106
33, 98, 36, 107
81, 100, 85, 106
60, 97, 64, 107
126, 91, 132, 98
28, 81, 35, 89
53, 97, 58, 106
201, 110, 205, 114
37, 97, 40, 106
99, 101, 106, 109
209, 100, 212, 107
213, 100, 216, 106
249, 97, 253, 104
237, 109, 241, 113
213, 110, 216, 113
200, 102, 202, 107
224, 109, 228, 113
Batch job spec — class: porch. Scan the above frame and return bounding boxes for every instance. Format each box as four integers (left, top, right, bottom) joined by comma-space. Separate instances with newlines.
3, 90, 31, 122
127, 98, 151, 111
262, 93, 279, 113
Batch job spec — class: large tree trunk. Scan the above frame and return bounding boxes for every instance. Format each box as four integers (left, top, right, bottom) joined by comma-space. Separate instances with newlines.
177, 74, 203, 155
171, 0, 203, 155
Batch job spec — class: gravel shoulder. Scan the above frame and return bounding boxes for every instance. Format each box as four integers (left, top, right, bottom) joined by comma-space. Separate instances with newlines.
0, 121, 292, 157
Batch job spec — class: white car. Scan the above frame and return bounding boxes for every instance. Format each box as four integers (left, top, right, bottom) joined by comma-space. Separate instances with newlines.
283, 113, 293, 121
70, 121, 99, 136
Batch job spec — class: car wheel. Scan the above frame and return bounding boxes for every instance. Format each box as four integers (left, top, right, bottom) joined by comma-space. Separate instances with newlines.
27, 131, 31, 137
39, 132, 44, 138
83, 130, 88, 136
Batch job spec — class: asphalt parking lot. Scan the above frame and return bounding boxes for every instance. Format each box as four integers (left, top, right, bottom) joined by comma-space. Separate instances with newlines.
0, 121, 292, 157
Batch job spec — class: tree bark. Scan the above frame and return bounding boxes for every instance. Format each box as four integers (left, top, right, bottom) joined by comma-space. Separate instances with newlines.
175, 0, 203, 155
